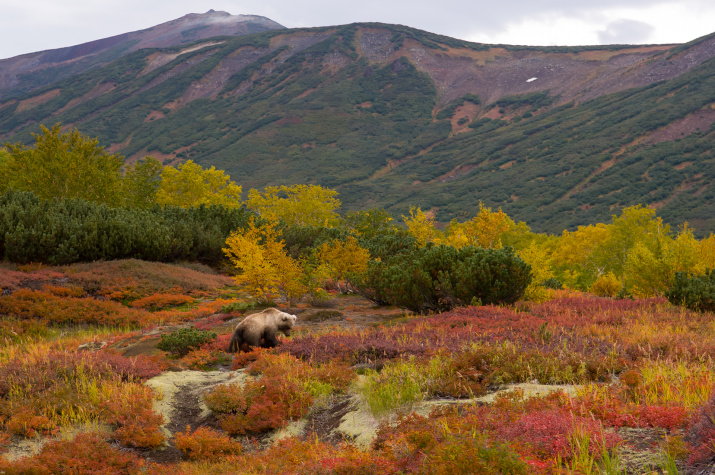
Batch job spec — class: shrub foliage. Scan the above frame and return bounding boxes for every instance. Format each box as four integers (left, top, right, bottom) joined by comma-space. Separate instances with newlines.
351, 244, 531, 312
156, 327, 218, 357
666, 269, 715, 312
0, 190, 254, 265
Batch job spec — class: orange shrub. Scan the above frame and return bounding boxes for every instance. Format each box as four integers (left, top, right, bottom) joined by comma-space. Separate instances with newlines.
152, 299, 234, 324
130, 293, 195, 310
41, 284, 84, 298
247, 352, 355, 393
174, 425, 242, 460
0, 432, 143, 474
100, 384, 165, 448
231, 347, 271, 370
0, 289, 154, 327
205, 376, 313, 435
0, 431, 10, 452
5, 411, 56, 438
181, 348, 230, 370
64, 259, 233, 298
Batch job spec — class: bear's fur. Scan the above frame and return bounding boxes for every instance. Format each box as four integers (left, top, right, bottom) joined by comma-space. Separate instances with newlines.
227, 308, 297, 353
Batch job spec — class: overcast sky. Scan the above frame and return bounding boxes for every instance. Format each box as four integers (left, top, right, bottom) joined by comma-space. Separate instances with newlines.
2, 0, 715, 60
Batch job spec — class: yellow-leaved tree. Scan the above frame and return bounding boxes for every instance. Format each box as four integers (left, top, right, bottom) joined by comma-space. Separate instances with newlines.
122, 156, 162, 209
4, 124, 124, 205
0, 148, 10, 194
701, 234, 715, 270
402, 206, 439, 246
223, 219, 305, 304
156, 160, 242, 208
552, 223, 611, 288
624, 224, 704, 297
318, 236, 371, 292
592, 205, 668, 277
343, 208, 393, 238
517, 243, 556, 302
246, 184, 341, 227
465, 203, 513, 249
442, 203, 513, 249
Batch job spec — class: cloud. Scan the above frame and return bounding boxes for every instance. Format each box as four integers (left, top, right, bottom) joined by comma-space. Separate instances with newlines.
597, 18, 655, 44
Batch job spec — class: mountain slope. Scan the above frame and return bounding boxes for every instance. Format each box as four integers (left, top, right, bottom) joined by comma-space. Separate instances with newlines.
0, 10, 284, 99
0, 24, 713, 234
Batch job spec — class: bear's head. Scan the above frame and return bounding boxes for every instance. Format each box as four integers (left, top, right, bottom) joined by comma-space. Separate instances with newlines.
278, 312, 297, 335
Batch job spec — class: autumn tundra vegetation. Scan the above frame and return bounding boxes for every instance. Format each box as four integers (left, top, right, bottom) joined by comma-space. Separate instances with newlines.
0, 125, 714, 473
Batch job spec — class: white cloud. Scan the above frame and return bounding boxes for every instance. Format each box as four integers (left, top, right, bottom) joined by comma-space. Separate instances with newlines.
597, 19, 654, 45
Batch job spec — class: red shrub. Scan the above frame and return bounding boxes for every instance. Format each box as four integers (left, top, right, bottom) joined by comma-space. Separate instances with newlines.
98, 351, 167, 381
572, 386, 688, 430
193, 314, 231, 331
498, 409, 621, 459
686, 393, 715, 466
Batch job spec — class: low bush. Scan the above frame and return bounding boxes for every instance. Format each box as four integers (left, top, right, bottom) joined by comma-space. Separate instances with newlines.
156, 327, 217, 357
0, 432, 143, 474
666, 269, 715, 312
130, 293, 195, 310
101, 383, 165, 448
0, 189, 254, 265
174, 425, 242, 460
686, 393, 715, 466
204, 376, 313, 435
0, 288, 154, 327
181, 348, 231, 370
352, 244, 531, 313
590, 272, 621, 297
246, 352, 355, 396
220, 300, 257, 314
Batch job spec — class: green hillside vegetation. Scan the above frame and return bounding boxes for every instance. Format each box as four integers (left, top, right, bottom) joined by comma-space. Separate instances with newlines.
0, 23, 713, 235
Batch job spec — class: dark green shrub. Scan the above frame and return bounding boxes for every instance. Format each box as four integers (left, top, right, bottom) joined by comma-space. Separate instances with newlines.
541, 278, 563, 290
352, 245, 531, 313
156, 327, 217, 357
358, 229, 418, 261
279, 224, 347, 259
666, 270, 715, 312
0, 190, 254, 265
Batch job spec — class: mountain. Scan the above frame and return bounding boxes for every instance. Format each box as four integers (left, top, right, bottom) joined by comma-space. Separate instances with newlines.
0, 10, 284, 99
0, 23, 713, 234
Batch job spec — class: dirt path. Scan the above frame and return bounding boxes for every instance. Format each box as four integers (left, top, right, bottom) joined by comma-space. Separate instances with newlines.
144, 370, 247, 463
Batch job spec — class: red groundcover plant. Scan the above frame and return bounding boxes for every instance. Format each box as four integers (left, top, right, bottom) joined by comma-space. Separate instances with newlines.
686, 393, 715, 466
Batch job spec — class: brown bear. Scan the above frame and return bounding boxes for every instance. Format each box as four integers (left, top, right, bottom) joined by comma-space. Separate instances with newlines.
227, 308, 297, 353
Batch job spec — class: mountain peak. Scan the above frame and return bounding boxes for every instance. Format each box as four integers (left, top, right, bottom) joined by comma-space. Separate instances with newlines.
0, 12, 285, 98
